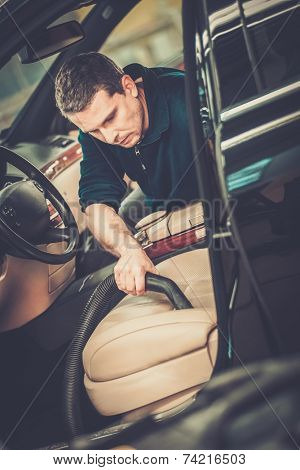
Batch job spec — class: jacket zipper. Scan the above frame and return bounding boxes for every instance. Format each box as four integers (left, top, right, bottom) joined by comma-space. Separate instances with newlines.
134, 144, 153, 197
135, 145, 146, 171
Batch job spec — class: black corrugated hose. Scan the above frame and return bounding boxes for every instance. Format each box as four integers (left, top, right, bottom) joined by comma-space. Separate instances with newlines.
63, 272, 192, 439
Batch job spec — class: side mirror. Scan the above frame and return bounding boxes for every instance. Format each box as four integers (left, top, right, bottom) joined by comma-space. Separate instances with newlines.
18, 21, 85, 64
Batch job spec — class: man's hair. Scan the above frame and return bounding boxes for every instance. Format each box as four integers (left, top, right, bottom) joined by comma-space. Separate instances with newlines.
55, 52, 124, 117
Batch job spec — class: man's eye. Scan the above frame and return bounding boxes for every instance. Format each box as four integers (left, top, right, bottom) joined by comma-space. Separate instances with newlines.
106, 114, 115, 124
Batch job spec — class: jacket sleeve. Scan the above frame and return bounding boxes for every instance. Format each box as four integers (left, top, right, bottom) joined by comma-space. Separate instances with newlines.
78, 131, 127, 212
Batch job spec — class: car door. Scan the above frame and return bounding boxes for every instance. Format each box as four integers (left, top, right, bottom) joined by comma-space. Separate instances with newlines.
183, 0, 300, 362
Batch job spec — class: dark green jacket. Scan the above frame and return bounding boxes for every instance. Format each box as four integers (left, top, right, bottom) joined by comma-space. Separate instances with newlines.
78, 63, 201, 212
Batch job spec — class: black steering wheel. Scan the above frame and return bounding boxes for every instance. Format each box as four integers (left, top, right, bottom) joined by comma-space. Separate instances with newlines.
0, 146, 79, 264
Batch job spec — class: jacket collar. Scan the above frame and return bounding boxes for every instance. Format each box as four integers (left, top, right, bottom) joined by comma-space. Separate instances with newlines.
123, 63, 170, 146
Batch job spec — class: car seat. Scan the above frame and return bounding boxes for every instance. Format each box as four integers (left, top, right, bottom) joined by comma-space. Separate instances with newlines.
83, 205, 217, 420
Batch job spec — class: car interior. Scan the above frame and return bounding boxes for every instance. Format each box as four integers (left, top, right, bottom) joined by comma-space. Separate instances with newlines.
0, 0, 299, 450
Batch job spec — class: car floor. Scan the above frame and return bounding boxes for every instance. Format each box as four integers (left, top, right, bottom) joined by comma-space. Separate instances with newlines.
0, 269, 121, 450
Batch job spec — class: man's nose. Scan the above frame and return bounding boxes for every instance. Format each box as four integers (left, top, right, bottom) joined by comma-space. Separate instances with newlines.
101, 127, 118, 145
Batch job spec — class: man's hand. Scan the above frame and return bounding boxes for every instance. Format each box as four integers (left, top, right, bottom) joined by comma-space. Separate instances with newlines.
85, 203, 158, 295
114, 247, 158, 296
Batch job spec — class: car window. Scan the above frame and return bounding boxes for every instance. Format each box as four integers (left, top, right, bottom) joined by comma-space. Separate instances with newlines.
101, 0, 183, 68
209, 0, 300, 109
0, 55, 56, 131
246, 2, 300, 95
0, 4, 94, 132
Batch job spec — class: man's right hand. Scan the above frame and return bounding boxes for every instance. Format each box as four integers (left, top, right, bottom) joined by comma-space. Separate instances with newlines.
86, 203, 158, 295
114, 247, 158, 296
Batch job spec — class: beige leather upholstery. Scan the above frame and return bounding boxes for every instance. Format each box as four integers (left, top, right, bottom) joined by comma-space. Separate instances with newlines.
135, 210, 167, 230
135, 202, 204, 247
83, 248, 217, 417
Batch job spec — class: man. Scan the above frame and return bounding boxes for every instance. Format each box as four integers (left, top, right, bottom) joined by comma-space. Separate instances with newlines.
55, 52, 201, 296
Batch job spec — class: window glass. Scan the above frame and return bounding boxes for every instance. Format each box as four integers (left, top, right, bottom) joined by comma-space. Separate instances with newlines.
247, 4, 300, 93
0, 4, 94, 131
206, 0, 300, 109
101, 0, 183, 68
0, 55, 56, 130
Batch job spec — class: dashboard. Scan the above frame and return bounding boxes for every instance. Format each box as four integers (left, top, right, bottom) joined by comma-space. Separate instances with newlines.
0, 134, 86, 332
2, 134, 86, 232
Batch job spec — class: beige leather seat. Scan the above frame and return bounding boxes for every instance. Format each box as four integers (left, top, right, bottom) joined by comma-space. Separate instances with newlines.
83, 248, 218, 419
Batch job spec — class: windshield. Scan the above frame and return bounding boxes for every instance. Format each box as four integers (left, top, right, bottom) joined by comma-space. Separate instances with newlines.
0, 54, 56, 131
0, 3, 94, 132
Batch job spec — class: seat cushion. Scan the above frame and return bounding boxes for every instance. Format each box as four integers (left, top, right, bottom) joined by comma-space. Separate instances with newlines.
135, 210, 167, 230
135, 202, 204, 244
83, 248, 218, 416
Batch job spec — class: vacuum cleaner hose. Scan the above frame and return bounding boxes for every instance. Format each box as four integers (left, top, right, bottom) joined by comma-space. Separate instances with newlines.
63, 272, 192, 439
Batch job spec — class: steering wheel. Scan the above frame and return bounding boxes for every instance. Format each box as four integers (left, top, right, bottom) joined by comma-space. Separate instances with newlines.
0, 146, 79, 264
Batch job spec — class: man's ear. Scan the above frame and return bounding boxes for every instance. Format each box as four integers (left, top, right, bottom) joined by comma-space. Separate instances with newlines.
121, 74, 138, 98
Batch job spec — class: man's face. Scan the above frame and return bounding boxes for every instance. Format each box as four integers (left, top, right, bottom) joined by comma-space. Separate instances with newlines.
68, 75, 147, 148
